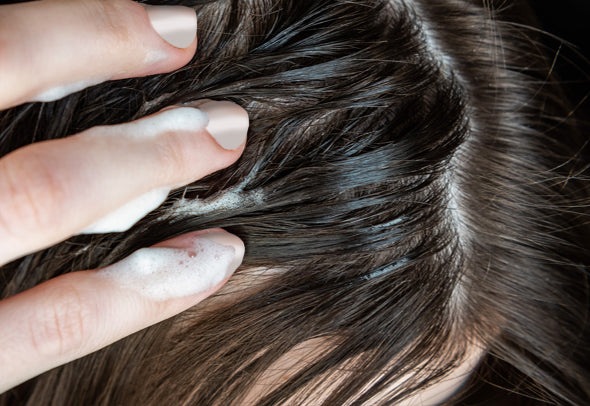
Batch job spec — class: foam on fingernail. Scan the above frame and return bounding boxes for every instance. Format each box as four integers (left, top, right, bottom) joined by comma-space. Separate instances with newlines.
80, 187, 170, 234
98, 237, 238, 301
33, 78, 106, 102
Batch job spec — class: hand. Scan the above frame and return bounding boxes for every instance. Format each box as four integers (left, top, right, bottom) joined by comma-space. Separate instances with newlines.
0, 0, 248, 392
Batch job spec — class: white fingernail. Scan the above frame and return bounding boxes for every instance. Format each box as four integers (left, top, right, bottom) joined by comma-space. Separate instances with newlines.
144, 5, 197, 48
98, 232, 244, 301
198, 100, 249, 150
80, 187, 170, 234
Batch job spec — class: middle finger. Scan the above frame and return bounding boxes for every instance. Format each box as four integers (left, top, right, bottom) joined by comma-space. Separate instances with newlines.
0, 101, 249, 265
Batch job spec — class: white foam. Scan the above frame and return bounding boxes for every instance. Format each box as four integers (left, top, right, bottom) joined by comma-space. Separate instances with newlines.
33, 78, 106, 102
169, 189, 264, 217
144, 49, 168, 65
114, 106, 210, 138
81, 187, 171, 234
81, 106, 209, 140
98, 237, 236, 301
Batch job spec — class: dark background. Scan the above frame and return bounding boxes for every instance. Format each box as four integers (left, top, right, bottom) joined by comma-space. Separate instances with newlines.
531, 0, 590, 58
530, 0, 590, 114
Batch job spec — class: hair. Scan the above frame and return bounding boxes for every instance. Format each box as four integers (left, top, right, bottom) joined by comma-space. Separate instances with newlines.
1, 0, 589, 404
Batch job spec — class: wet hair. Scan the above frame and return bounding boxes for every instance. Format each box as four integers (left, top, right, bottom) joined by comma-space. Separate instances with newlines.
1, 0, 589, 404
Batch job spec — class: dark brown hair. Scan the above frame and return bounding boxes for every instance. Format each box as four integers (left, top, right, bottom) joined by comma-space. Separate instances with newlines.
1, 0, 589, 404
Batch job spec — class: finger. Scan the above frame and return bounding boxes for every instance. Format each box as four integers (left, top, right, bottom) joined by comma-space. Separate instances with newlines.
0, 0, 197, 108
0, 229, 245, 393
0, 100, 249, 265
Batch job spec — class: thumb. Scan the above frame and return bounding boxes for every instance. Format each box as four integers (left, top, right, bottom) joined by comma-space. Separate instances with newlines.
0, 229, 244, 393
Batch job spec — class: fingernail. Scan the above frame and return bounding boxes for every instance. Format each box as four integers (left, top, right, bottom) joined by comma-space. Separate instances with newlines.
198, 100, 249, 150
144, 5, 197, 48
98, 231, 244, 301
197, 231, 245, 273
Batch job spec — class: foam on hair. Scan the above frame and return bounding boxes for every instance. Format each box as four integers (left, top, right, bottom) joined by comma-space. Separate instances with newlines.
169, 188, 264, 217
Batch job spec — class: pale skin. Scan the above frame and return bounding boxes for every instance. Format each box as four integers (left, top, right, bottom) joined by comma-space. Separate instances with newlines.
0, 0, 247, 392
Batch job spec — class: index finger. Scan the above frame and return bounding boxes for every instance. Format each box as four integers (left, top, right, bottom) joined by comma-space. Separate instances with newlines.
0, 0, 197, 108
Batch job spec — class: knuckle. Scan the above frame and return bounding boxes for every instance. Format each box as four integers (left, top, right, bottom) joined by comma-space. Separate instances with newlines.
0, 153, 67, 236
29, 286, 91, 358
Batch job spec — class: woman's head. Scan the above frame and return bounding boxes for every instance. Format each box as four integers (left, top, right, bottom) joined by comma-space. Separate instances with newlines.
1, 0, 589, 404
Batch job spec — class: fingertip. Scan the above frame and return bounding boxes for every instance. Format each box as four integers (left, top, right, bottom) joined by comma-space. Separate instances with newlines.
200, 100, 250, 151
138, 3, 198, 75
144, 229, 245, 314
141, 39, 197, 74
113, 2, 197, 79
138, 102, 247, 186
125, 104, 245, 186
155, 229, 245, 273
98, 229, 244, 303
198, 229, 246, 266
143, 4, 197, 49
